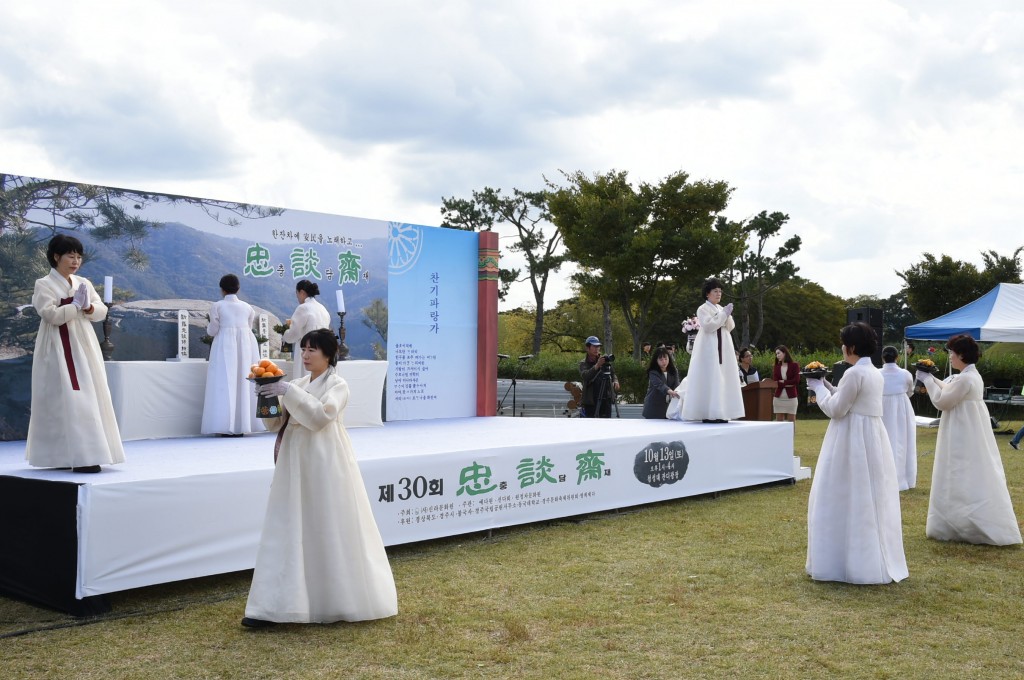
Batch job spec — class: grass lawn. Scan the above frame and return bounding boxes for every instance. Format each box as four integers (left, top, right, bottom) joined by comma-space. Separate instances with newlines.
2, 419, 1023, 679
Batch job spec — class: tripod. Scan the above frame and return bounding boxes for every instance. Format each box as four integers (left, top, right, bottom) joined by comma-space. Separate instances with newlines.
591, 368, 620, 418
498, 355, 530, 416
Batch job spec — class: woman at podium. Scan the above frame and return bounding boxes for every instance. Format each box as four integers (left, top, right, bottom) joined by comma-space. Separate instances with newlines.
737, 347, 759, 384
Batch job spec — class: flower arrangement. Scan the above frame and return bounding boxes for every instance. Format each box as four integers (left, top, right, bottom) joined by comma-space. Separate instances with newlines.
681, 317, 700, 334
801, 361, 827, 404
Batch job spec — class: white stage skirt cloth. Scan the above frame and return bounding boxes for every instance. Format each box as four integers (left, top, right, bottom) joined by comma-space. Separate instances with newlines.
0, 417, 793, 602
104, 359, 386, 440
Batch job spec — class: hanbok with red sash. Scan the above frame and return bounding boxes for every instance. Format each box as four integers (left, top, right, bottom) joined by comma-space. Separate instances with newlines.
25, 269, 125, 468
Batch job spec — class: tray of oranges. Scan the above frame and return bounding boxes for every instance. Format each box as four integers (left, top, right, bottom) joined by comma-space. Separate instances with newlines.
247, 359, 286, 384
913, 358, 937, 374
800, 360, 828, 379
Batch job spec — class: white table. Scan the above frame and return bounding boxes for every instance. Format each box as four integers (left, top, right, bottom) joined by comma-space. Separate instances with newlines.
105, 360, 387, 440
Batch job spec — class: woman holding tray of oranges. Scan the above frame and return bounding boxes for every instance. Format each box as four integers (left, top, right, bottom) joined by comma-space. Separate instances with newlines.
804, 322, 908, 584
242, 328, 398, 627
916, 334, 1021, 545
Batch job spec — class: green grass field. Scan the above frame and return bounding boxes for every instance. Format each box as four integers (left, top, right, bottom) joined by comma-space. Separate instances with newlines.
2, 419, 1023, 679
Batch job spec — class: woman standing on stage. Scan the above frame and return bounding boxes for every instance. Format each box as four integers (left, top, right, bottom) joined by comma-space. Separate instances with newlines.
243, 329, 397, 627
282, 279, 332, 382
916, 334, 1021, 545
201, 274, 265, 436
25, 234, 125, 472
681, 278, 745, 423
879, 345, 917, 490
805, 322, 907, 584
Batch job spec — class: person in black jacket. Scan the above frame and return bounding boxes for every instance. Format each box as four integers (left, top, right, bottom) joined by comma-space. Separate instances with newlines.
642, 347, 681, 419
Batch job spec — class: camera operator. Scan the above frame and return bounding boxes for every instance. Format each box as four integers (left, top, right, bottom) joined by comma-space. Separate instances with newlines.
579, 336, 620, 418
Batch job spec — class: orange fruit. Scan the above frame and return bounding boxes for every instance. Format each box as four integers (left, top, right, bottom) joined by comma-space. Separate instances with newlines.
272, 369, 284, 376
259, 359, 273, 369
253, 367, 266, 377
247, 372, 254, 379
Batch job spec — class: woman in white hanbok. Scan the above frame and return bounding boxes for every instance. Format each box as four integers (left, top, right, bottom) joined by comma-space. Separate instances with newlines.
201, 274, 265, 436
880, 346, 917, 490
805, 322, 908, 584
282, 279, 333, 382
681, 278, 745, 422
917, 334, 1021, 546
26, 235, 125, 472
243, 329, 398, 627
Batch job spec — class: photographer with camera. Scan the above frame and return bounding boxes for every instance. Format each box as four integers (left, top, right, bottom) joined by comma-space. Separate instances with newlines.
579, 335, 620, 418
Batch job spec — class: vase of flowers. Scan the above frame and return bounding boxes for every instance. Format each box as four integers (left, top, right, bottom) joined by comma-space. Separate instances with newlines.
681, 317, 700, 354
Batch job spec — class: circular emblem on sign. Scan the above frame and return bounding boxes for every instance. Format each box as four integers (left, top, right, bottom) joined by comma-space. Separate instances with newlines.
388, 222, 423, 275
633, 441, 689, 488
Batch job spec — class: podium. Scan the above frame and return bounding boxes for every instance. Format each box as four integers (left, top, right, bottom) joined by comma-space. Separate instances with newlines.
741, 379, 777, 421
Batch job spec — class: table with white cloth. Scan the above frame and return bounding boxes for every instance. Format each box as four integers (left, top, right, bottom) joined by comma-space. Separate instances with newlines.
104, 360, 387, 440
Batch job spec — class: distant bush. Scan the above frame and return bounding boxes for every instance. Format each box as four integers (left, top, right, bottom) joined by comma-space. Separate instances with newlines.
496, 344, 1024, 419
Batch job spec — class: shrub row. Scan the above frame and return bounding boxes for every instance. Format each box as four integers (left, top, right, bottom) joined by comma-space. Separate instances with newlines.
498, 348, 1024, 418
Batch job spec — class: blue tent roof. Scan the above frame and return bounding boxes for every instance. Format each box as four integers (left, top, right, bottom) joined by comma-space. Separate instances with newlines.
904, 283, 1024, 342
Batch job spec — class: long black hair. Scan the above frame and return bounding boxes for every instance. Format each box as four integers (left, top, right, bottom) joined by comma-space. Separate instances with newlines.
646, 346, 677, 375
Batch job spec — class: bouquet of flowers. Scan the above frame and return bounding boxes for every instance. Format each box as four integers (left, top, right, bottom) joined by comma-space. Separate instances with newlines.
681, 317, 700, 334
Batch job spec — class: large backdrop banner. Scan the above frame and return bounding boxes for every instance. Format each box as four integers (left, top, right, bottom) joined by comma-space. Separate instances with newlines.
0, 172, 478, 438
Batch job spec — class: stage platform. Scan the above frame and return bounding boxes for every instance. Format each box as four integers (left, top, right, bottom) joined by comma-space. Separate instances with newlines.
0, 417, 797, 615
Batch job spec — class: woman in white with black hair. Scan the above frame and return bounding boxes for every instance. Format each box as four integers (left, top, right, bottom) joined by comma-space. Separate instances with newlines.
282, 279, 332, 382
917, 334, 1021, 545
26, 234, 125, 472
805, 322, 908, 584
201, 273, 265, 436
680, 277, 744, 423
243, 329, 398, 627
879, 345, 916, 490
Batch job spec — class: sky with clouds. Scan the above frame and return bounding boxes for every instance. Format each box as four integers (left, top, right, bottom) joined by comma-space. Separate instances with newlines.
2, 1, 1022, 310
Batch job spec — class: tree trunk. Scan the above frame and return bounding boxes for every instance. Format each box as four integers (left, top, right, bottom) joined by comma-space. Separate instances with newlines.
532, 302, 544, 356
602, 300, 613, 353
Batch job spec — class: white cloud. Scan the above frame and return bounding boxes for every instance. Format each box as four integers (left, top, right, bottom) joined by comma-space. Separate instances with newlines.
2, 0, 1023, 313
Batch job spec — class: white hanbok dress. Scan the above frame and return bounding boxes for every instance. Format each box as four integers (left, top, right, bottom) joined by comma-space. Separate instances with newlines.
681, 301, 745, 421
245, 369, 398, 623
25, 269, 125, 468
201, 294, 265, 435
806, 358, 908, 584
922, 364, 1022, 545
880, 363, 917, 490
283, 297, 332, 382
